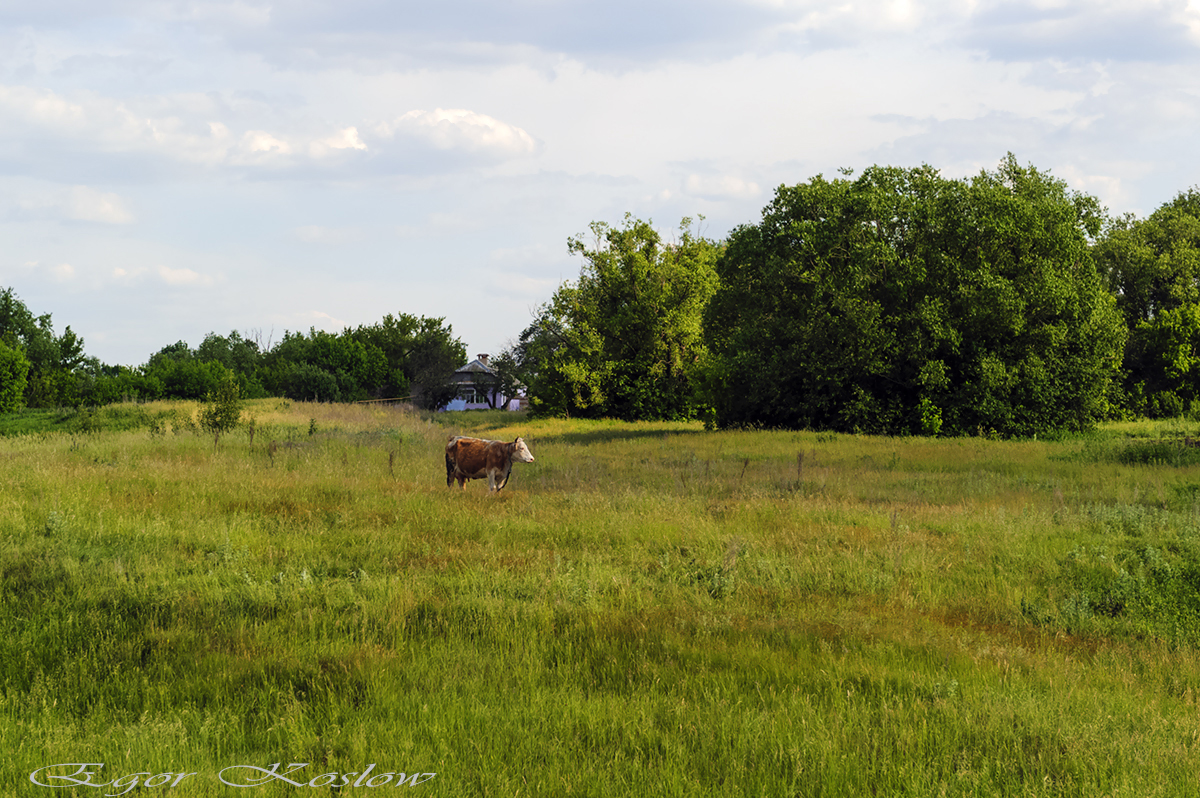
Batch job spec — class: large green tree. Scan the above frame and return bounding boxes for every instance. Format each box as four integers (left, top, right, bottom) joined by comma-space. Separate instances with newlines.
142, 340, 238, 401
129, 315, 464, 408
1094, 189, 1200, 417
347, 314, 465, 409
703, 156, 1126, 437
521, 214, 720, 420
141, 333, 268, 401
0, 288, 87, 408
196, 331, 267, 397
261, 329, 387, 403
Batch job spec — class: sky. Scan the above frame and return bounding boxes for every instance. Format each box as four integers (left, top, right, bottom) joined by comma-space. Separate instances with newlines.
2, 0, 1200, 367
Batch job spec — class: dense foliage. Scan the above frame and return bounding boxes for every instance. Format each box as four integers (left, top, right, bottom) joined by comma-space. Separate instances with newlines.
703, 156, 1127, 436
0, 341, 29, 413
1095, 189, 1200, 418
9, 156, 1200, 436
0, 293, 466, 411
0, 288, 88, 408
160, 317, 467, 409
512, 214, 720, 421
345, 313, 467, 410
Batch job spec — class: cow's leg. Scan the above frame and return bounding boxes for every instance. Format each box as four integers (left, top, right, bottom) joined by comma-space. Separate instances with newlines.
445, 454, 455, 488
494, 467, 511, 492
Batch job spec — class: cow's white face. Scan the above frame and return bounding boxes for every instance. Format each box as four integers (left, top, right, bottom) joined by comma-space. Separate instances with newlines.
513, 438, 535, 463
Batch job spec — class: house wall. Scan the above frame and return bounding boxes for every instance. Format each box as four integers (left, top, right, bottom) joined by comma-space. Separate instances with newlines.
443, 355, 524, 411
444, 383, 522, 411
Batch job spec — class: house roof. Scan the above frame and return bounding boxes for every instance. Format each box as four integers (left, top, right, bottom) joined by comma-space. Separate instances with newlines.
455, 358, 496, 375
451, 355, 526, 395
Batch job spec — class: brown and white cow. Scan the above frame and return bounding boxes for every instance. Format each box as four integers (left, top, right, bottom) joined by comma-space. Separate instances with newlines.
445, 436, 535, 493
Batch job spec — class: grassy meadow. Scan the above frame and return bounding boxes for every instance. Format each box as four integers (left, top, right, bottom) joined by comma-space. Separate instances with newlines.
6, 400, 1200, 795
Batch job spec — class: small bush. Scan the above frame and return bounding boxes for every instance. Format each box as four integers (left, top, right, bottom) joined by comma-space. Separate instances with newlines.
1072, 436, 1200, 467
1116, 439, 1200, 467
1054, 543, 1200, 643
199, 374, 244, 444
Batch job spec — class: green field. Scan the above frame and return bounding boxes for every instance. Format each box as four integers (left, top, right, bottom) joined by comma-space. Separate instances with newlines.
6, 401, 1200, 795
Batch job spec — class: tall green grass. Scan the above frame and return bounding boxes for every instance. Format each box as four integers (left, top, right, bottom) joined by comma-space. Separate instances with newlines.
5, 402, 1200, 794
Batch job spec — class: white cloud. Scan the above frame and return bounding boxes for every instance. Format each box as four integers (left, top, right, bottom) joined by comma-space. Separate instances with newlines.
18, 260, 77, 283
0, 84, 376, 173
157, 265, 214, 286
0, 81, 546, 177
0, 83, 236, 167
483, 270, 560, 305
1187, 0, 1200, 40
294, 225, 360, 244
763, 0, 952, 41
242, 130, 292, 155
683, 174, 762, 201
301, 310, 348, 331
483, 243, 564, 304
111, 266, 151, 282
170, 0, 272, 27
323, 127, 367, 150
377, 108, 538, 157
1058, 160, 1155, 213
309, 126, 368, 158
0, 84, 86, 129
393, 210, 487, 239
10, 184, 134, 224
5, 0, 1200, 369
66, 185, 134, 224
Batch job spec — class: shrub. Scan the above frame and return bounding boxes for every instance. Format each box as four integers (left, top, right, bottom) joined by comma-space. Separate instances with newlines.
199, 373, 244, 444
0, 341, 30, 413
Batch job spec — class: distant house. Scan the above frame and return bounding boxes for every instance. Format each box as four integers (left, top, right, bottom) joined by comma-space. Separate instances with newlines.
443, 354, 525, 411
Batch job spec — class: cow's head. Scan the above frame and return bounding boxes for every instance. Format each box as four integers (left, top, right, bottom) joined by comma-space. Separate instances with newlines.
512, 437, 535, 463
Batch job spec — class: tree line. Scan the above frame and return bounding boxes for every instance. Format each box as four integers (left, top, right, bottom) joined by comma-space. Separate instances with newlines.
5, 152, 1200, 437
501, 154, 1200, 437
0, 296, 467, 413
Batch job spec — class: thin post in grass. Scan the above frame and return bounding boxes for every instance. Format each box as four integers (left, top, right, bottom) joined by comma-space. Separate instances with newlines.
740, 457, 750, 481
